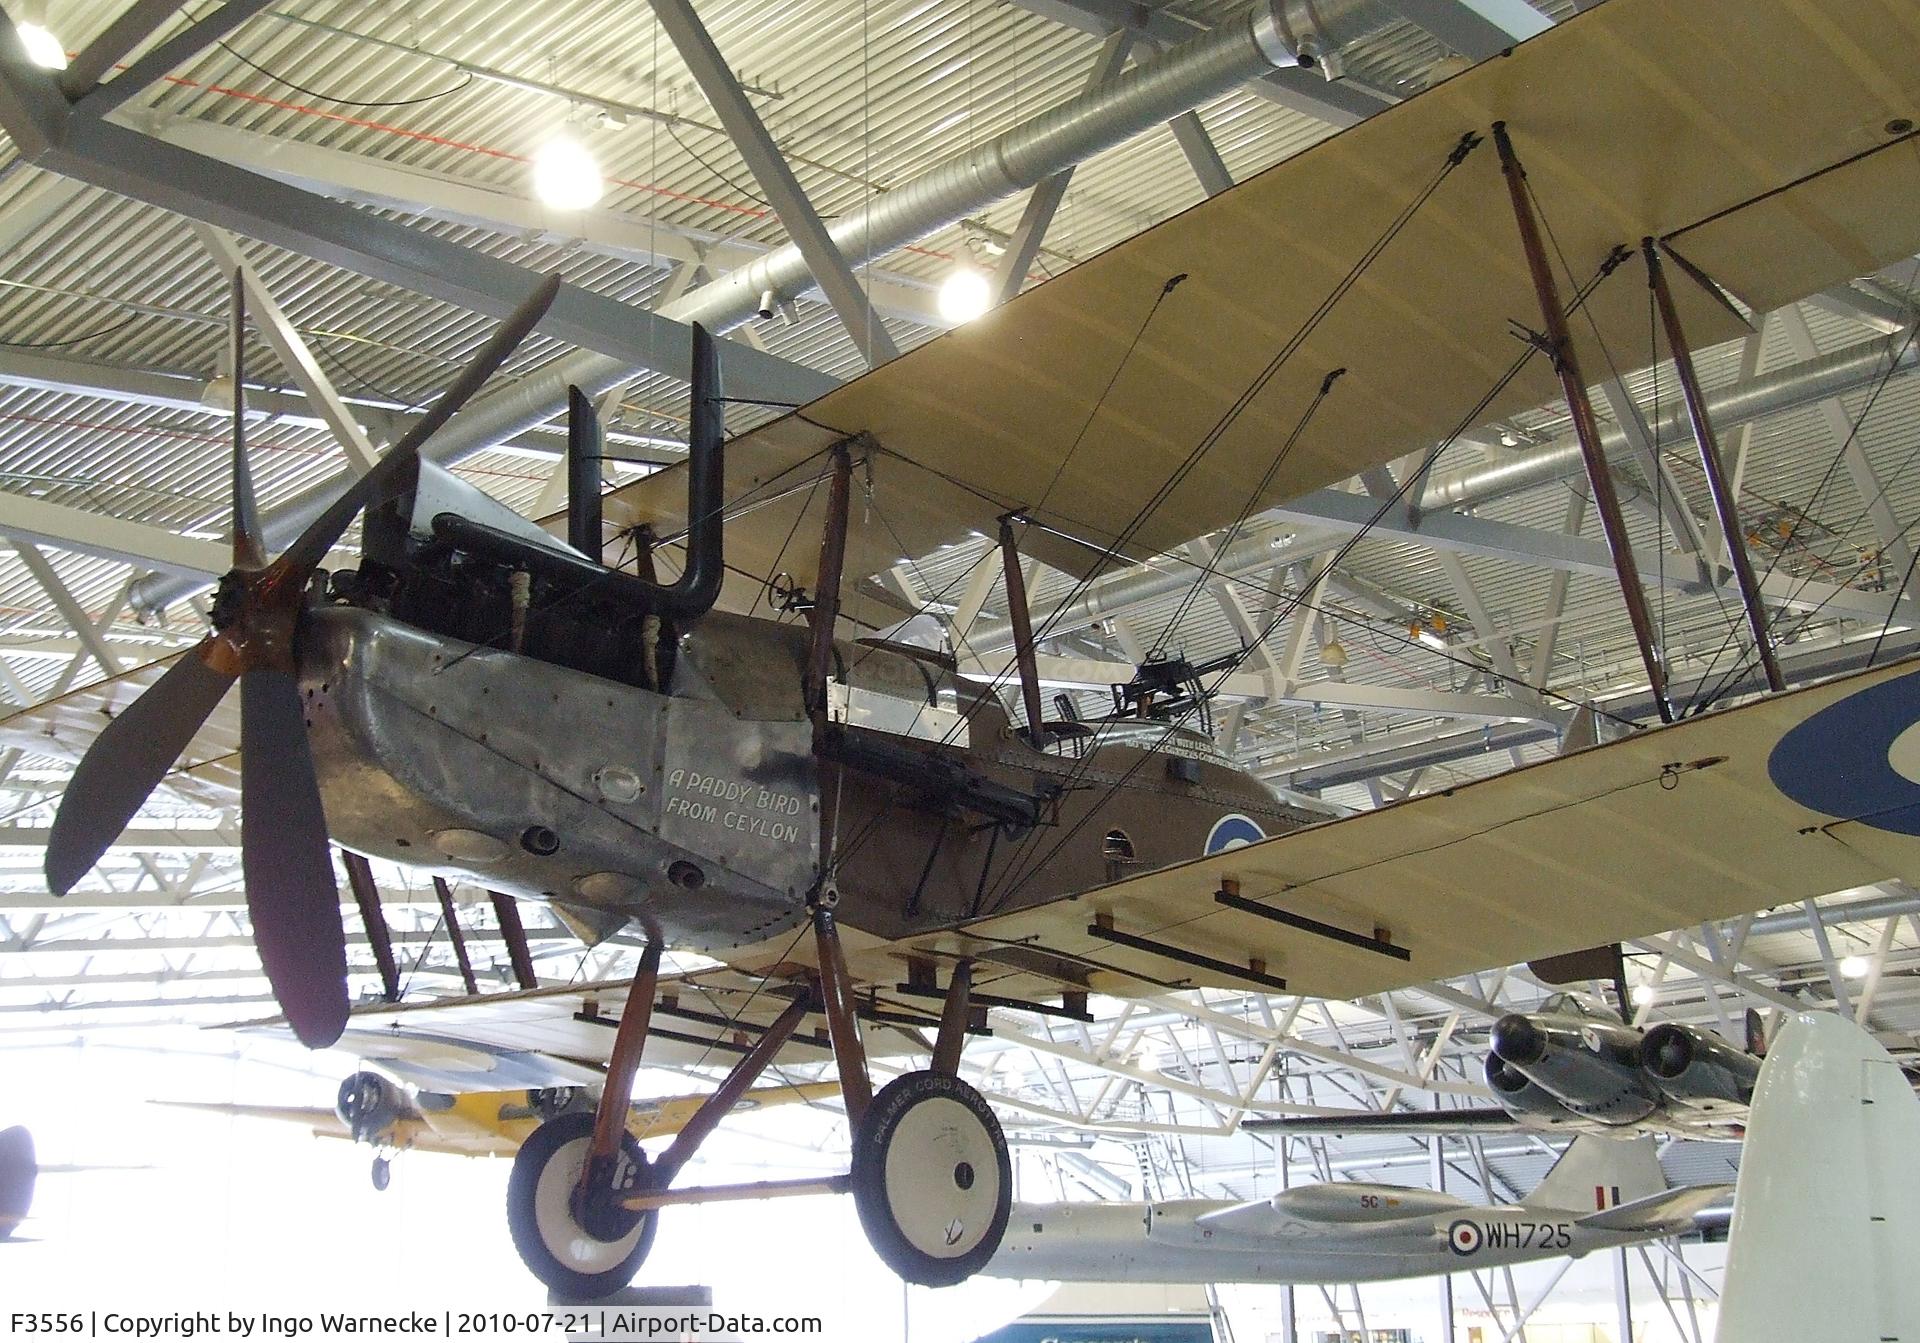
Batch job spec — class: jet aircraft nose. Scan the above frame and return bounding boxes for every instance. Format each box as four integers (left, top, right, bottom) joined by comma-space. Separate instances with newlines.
1490, 1013, 1546, 1066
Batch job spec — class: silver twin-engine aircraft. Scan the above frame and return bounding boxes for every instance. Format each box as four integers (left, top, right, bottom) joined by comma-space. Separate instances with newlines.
987, 1134, 1724, 1284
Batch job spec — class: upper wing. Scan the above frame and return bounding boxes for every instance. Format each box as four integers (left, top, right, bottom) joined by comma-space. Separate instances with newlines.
890, 656, 1920, 1003
596, 0, 1920, 597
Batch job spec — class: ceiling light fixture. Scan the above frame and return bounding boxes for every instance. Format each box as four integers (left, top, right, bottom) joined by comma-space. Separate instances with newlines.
16, 21, 66, 70
1840, 954, 1870, 980
1629, 984, 1655, 1007
938, 266, 991, 324
531, 135, 604, 211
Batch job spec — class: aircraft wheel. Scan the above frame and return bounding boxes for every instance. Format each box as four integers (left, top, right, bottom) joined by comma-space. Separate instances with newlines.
507, 1112, 657, 1299
370, 1156, 391, 1192
850, 1071, 1010, 1287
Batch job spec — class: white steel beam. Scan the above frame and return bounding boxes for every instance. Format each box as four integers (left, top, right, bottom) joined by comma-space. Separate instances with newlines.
0, 487, 228, 575
58, 0, 191, 98
131, 113, 945, 331
192, 224, 380, 473
1271, 487, 1920, 627
1385, 0, 1551, 60
14, 543, 122, 676
0, 50, 837, 407
1011, 0, 1396, 127
993, 31, 1135, 305
1167, 110, 1236, 198
70, 0, 278, 115
646, 0, 899, 366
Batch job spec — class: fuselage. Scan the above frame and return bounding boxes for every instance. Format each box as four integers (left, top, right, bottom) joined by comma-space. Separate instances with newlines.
986, 1197, 1665, 1285
297, 602, 1310, 956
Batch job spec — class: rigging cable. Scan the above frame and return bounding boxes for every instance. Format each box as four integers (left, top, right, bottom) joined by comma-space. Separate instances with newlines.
982, 249, 1636, 912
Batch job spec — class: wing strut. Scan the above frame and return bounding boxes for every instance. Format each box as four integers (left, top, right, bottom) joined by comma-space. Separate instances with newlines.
342, 852, 400, 1003
998, 517, 1050, 749
1494, 122, 1673, 723
1645, 238, 1784, 694
804, 440, 856, 741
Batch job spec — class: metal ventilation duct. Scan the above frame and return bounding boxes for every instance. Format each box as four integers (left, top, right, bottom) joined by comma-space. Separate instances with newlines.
1418, 328, 1920, 513
129, 0, 1399, 614
659, 0, 1400, 333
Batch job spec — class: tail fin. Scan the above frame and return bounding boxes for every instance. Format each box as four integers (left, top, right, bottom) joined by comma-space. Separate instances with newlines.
1717, 1012, 1920, 1342
1528, 1134, 1666, 1213
0, 1125, 35, 1241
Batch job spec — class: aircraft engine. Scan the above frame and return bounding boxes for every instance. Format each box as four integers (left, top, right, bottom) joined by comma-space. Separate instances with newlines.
335, 1072, 408, 1142
1483, 1053, 1584, 1127
1641, 1022, 1761, 1109
1489, 1013, 1661, 1125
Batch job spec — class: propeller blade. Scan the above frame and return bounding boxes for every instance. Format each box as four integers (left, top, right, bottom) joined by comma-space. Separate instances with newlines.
229, 267, 266, 571
241, 668, 349, 1048
270, 271, 563, 580
45, 646, 237, 896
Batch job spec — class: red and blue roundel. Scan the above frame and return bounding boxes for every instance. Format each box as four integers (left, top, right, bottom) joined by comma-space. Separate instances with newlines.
1447, 1219, 1483, 1256
1768, 671, 1920, 836
1206, 814, 1266, 854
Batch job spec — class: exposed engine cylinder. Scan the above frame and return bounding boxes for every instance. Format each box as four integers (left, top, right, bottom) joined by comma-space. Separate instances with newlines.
335, 1071, 406, 1142
1641, 1023, 1762, 1108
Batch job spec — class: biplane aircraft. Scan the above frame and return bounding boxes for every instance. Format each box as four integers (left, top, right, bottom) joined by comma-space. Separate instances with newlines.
22, 0, 1920, 1300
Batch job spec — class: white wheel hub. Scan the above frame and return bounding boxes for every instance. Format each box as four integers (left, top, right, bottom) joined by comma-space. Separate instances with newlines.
531, 1132, 647, 1273
880, 1095, 1004, 1261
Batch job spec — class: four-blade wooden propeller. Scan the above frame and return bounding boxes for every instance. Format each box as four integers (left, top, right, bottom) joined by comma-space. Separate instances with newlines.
44, 269, 563, 1048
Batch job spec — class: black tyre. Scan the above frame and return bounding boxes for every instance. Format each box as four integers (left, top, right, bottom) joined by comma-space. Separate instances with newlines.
507, 1112, 657, 1299
370, 1156, 391, 1192
850, 1071, 1011, 1287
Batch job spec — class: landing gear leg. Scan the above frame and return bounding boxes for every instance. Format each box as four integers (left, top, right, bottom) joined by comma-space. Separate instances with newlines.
507, 943, 662, 1298
815, 904, 1010, 1285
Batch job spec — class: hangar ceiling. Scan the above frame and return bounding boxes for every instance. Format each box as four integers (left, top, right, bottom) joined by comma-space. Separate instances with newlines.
0, 7, 1915, 1330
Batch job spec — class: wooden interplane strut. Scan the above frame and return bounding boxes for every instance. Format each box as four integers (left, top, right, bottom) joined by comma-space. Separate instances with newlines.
1494, 122, 1672, 722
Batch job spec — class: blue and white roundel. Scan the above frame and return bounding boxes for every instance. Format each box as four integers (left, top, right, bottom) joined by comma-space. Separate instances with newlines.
1768, 671, 1920, 836
1206, 813, 1266, 855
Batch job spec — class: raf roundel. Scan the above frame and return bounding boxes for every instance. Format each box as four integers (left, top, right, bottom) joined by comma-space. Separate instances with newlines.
1768, 671, 1920, 836
1205, 813, 1267, 855
1447, 1219, 1483, 1257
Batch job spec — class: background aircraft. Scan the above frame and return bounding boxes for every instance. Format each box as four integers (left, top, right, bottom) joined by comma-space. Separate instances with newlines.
1715, 1011, 1920, 1341
0, 1126, 33, 1242
164, 1072, 838, 1191
986, 1133, 1725, 1285
1250, 993, 1763, 1139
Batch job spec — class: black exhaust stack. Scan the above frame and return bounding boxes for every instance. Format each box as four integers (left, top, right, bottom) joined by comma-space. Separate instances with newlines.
566, 385, 602, 556
666, 320, 725, 618
605, 320, 724, 619
435, 328, 725, 621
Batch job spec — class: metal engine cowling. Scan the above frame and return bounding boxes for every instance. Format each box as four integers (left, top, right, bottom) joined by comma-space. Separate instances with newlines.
335, 1071, 409, 1142
1641, 1022, 1761, 1109
1488, 1013, 1662, 1126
